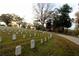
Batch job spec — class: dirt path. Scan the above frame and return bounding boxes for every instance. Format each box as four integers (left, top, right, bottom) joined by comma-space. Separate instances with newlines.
55, 33, 79, 45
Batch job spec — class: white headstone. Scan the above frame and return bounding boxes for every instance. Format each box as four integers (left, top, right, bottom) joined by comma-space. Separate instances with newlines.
15, 45, 21, 56
50, 34, 52, 38
12, 34, 16, 40
31, 39, 35, 49
44, 38, 47, 42
41, 39, 43, 44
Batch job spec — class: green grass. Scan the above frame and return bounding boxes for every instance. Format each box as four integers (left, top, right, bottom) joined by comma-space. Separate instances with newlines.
0, 26, 79, 56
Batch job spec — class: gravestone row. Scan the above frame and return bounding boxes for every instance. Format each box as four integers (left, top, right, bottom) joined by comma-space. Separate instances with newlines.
0, 27, 53, 55
15, 38, 46, 55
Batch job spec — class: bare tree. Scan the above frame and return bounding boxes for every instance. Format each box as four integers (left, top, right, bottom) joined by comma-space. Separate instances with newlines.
33, 3, 54, 28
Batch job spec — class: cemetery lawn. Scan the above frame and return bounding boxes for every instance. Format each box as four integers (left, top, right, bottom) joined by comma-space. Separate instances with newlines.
0, 26, 79, 56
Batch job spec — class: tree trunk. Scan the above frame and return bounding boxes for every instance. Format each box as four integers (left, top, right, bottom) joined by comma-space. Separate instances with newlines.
60, 26, 64, 33
41, 23, 45, 31
56, 26, 63, 33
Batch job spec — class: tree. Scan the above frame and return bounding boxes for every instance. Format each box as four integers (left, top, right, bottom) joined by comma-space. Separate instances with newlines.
33, 20, 45, 30
21, 22, 27, 28
53, 4, 72, 32
11, 14, 23, 27
33, 3, 54, 30
46, 19, 52, 31
16, 16, 23, 27
0, 14, 13, 26
0, 14, 23, 27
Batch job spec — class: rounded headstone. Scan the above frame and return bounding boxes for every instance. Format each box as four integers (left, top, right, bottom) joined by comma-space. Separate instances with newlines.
15, 45, 21, 56
44, 38, 47, 42
41, 39, 43, 44
12, 34, 16, 40
50, 34, 52, 38
31, 39, 35, 49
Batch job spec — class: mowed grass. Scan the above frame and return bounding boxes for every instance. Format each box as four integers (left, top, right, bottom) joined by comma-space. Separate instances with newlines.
0, 26, 79, 56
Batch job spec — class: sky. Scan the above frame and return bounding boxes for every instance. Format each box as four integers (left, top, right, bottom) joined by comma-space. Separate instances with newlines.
0, 0, 79, 30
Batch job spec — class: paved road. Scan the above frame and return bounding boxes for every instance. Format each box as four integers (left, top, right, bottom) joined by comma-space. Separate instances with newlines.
55, 33, 79, 45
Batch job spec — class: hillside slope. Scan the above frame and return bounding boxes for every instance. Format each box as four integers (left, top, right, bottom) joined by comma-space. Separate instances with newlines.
0, 26, 79, 56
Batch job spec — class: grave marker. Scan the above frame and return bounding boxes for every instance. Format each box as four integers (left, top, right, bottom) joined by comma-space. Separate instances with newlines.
31, 39, 35, 49
49, 34, 52, 39
15, 45, 21, 56
12, 34, 16, 40
44, 37, 47, 42
41, 39, 43, 44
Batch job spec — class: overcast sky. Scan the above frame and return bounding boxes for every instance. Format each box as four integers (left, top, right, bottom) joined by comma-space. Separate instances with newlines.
0, 0, 79, 24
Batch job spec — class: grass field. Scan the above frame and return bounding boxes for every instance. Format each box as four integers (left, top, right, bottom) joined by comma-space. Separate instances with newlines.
0, 26, 79, 56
